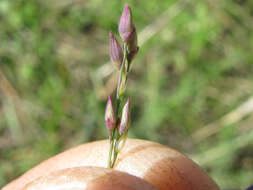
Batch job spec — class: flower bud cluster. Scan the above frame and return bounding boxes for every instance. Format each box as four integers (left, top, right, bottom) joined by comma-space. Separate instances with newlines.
109, 4, 139, 69
106, 4, 138, 138
105, 97, 130, 138
106, 4, 138, 168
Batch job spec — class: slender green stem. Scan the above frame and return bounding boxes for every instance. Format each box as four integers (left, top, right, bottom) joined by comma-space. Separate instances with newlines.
111, 136, 120, 167
116, 43, 127, 100
107, 43, 128, 169
107, 130, 115, 168
107, 139, 113, 168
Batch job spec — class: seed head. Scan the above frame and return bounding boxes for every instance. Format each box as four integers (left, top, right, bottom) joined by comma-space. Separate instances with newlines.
118, 4, 135, 42
126, 27, 139, 63
119, 98, 130, 135
109, 31, 123, 69
105, 96, 116, 133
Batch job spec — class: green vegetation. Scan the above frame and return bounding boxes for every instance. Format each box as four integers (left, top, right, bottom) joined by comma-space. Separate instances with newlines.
0, 0, 253, 188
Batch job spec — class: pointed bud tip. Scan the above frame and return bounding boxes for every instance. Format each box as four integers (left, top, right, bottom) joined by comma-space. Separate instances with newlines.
119, 4, 134, 42
125, 98, 130, 112
109, 31, 113, 38
105, 96, 114, 117
127, 98, 130, 105
106, 96, 111, 105
124, 4, 130, 11
105, 96, 116, 132
119, 98, 131, 136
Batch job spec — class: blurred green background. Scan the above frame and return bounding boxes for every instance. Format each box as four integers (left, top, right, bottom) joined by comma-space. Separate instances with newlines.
0, 0, 253, 188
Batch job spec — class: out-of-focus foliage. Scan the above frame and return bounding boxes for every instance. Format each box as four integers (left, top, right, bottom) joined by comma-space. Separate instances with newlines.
0, 0, 253, 188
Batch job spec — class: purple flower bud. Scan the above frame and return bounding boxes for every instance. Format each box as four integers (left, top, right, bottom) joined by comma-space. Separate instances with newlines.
126, 27, 139, 63
105, 96, 116, 133
109, 31, 123, 69
119, 98, 130, 135
118, 4, 135, 42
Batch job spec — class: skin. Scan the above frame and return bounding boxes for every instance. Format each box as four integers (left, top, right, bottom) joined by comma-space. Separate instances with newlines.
22, 166, 158, 190
3, 139, 220, 190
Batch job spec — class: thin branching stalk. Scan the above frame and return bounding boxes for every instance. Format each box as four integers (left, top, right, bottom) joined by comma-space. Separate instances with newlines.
105, 4, 138, 169
107, 43, 128, 168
